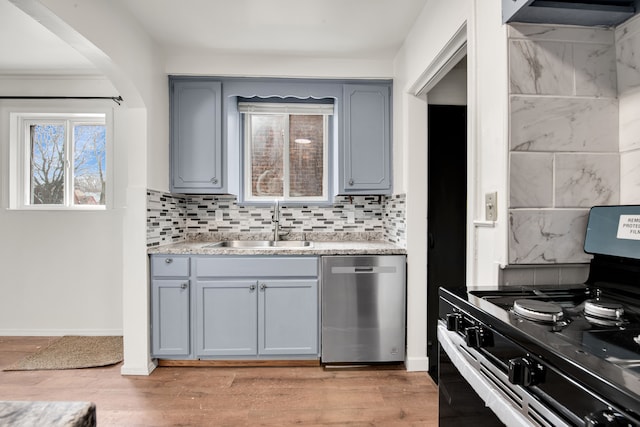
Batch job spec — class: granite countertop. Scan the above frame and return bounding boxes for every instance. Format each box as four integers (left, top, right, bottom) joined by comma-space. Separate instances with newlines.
147, 232, 406, 256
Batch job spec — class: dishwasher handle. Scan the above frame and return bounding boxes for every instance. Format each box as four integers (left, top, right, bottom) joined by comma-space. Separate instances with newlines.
330, 266, 397, 274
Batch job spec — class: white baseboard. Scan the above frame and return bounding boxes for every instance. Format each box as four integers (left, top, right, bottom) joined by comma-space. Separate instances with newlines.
405, 355, 429, 372
121, 359, 157, 376
0, 329, 123, 336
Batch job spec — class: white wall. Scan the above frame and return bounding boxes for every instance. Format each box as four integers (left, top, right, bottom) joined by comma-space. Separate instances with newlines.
393, 0, 509, 370
5, 0, 166, 374
166, 52, 394, 80
0, 81, 123, 336
427, 60, 467, 106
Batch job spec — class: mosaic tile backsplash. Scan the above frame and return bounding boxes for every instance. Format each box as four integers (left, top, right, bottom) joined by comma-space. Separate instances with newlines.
147, 190, 406, 248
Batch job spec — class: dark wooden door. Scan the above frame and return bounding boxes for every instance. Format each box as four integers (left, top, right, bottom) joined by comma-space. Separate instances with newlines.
427, 105, 467, 381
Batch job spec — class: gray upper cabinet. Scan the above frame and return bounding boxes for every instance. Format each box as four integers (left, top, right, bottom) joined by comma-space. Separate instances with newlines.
168, 77, 394, 197
341, 84, 392, 195
170, 78, 224, 193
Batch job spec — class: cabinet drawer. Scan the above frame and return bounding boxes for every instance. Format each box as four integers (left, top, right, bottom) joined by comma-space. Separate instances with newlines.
150, 256, 190, 277
195, 256, 318, 278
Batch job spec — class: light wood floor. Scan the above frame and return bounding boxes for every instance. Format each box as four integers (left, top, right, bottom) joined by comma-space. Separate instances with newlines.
0, 337, 438, 426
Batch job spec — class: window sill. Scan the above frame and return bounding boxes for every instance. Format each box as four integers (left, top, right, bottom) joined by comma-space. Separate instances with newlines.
7, 206, 108, 212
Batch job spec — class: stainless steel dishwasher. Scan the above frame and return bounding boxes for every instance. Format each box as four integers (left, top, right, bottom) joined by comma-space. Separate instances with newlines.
321, 255, 406, 363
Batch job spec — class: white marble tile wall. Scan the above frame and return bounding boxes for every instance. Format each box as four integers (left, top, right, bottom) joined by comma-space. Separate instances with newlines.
616, 15, 640, 94
508, 209, 591, 264
621, 149, 640, 203
508, 23, 620, 265
510, 152, 553, 208
616, 15, 640, 204
510, 96, 618, 152
554, 154, 620, 207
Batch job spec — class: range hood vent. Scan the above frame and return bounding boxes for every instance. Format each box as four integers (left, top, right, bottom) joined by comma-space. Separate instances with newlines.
503, 0, 639, 26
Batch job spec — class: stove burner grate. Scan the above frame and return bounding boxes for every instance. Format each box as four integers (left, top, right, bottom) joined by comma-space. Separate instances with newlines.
513, 299, 564, 323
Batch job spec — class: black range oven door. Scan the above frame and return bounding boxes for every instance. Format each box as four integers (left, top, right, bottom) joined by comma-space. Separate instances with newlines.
438, 340, 504, 426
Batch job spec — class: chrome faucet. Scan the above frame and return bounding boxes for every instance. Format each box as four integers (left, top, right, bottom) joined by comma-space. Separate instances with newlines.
272, 199, 281, 241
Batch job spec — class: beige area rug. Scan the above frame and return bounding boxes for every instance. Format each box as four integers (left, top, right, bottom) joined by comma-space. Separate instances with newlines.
3, 336, 123, 371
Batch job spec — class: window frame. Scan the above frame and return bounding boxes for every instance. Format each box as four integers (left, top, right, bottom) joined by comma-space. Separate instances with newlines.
9, 111, 112, 211
240, 102, 331, 204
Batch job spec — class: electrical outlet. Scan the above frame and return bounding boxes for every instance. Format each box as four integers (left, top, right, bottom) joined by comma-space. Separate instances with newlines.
485, 192, 497, 222
346, 211, 355, 224
215, 210, 223, 222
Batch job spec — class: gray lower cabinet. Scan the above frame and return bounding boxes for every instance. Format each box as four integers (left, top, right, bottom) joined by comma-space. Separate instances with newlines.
195, 278, 318, 358
195, 280, 258, 357
258, 279, 318, 356
151, 255, 319, 360
150, 255, 191, 358
151, 280, 190, 357
194, 256, 319, 359
341, 83, 392, 195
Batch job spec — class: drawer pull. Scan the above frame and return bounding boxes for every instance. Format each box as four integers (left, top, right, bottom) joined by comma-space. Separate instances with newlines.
165, 258, 173, 264
180, 283, 188, 290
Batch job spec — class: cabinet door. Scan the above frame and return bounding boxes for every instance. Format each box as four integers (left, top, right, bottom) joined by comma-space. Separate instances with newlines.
170, 79, 223, 193
342, 84, 391, 194
151, 280, 190, 357
258, 280, 318, 356
195, 280, 257, 357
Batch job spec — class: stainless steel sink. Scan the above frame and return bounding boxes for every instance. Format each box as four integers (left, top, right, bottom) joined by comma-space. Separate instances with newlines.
204, 240, 312, 249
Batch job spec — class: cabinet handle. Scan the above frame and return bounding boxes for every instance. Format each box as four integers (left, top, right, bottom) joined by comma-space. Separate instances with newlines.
348, 179, 354, 186
260, 283, 267, 290
180, 283, 188, 290
210, 177, 218, 184
165, 258, 173, 264
249, 284, 256, 291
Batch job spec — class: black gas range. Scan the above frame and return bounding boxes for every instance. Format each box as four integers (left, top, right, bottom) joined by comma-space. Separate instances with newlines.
439, 205, 640, 427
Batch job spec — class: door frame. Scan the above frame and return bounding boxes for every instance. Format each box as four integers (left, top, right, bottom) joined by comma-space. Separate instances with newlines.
410, 22, 470, 377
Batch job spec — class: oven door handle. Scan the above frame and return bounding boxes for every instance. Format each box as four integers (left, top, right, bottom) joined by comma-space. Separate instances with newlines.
438, 324, 571, 427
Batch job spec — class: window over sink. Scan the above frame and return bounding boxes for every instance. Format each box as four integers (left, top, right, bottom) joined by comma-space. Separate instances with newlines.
238, 99, 333, 204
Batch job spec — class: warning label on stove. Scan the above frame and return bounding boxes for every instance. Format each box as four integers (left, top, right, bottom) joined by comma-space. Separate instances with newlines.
617, 215, 640, 240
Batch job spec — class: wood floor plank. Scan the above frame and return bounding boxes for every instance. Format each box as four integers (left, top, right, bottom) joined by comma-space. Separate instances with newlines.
0, 337, 438, 426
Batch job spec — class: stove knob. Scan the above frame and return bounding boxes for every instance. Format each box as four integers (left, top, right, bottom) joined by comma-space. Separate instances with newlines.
508, 357, 546, 387
465, 326, 494, 348
584, 410, 630, 427
446, 313, 463, 332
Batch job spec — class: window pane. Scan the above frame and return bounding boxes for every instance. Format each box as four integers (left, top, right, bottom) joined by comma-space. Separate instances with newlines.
250, 115, 284, 197
30, 124, 65, 205
73, 124, 106, 205
289, 115, 324, 198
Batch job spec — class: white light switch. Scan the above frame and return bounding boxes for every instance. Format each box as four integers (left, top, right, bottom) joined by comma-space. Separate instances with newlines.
215, 210, 223, 221
485, 192, 497, 222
